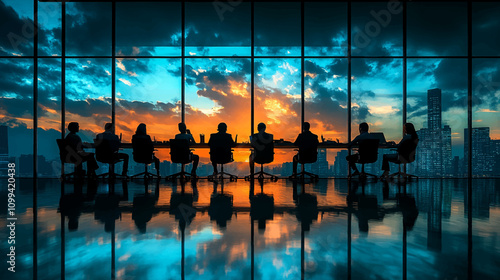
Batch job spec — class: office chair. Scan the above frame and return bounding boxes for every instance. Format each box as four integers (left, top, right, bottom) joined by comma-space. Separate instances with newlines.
350, 139, 379, 180
166, 139, 193, 181
389, 139, 419, 181
289, 145, 319, 181
208, 146, 238, 182
131, 135, 160, 180
56, 138, 84, 180
245, 137, 278, 181
94, 138, 126, 180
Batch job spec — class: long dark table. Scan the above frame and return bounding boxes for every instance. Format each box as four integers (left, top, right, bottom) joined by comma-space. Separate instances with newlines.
116, 142, 397, 149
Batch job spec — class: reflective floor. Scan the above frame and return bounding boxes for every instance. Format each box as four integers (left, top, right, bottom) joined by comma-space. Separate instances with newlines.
1, 178, 499, 280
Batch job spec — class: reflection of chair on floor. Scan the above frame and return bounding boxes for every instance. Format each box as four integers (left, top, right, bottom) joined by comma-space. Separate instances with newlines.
208, 146, 238, 182
132, 190, 159, 234
245, 136, 278, 181
94, 194, 121, 233
389, 139, 419, 181
56, 139, 84, 180
131, 135, 160, 180
166, 139, 192, 181
208, 181, 234, 229
250, 192, 274, 232
350, 139, 379, 180
94, 138, 126, 180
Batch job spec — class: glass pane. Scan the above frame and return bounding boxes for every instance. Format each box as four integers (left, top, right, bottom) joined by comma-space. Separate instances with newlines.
473, 3, 500, 56
38, 58, 61, 178
65, 58, 111, 141
255, 58, 301, 169
472, 59, 500, 177
39, 2, 61, 56
186, 2, 250, 56
408, 59, 467, 178
0, 0, 34, 56
115, 58, 181, 163
255, 2, 301, 56
0, 58, 33, 177
305, 2, 347, 56
351, 58, 402, 142
66, 2, 111, 56
185, 58, 251, 177
351, 1, 403, 56
116, 2, 181, 56
408, 2, 467, 56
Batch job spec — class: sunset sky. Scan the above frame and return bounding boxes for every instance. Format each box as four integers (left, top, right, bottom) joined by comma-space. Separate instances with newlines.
1, 1, 499, 167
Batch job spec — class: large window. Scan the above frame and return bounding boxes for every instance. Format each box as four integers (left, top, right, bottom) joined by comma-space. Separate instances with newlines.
1, 1, 499, 178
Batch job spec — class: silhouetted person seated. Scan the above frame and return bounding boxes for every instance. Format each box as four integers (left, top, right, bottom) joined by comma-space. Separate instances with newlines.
292, 122, 319, 175
208, 122, 236, 175
132, 123, 160, 177
346, 122, 377, 176
249, 122, 274, 169
64, 122, 99, 178
380, 123, 419, 178
96, 123, 129, 177
175, 122, 199, 177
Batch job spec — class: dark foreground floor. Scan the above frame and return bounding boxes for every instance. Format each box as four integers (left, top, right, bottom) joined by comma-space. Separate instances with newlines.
0, 178, 499, 280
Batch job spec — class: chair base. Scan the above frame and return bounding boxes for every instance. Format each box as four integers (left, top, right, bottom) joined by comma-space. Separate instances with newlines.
97, 172, 128, 181
166, 171, 192, 181
131, 164, 160, 180
349, 171, 378, 180
245, 165, 278, 181
289, 171, 319, 181
389, 171, 418, 181
209, 171, 238, 182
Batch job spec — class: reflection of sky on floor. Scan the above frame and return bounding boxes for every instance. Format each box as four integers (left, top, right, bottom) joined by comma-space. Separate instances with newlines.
1, 179, 499, 280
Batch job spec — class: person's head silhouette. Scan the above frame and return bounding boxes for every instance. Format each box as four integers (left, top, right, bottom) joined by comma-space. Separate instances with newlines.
257, 122, 266, 133
302, 122, 310, 132
178, 122, 187, 133
104, 123, 114, 133
359, 122, 369, 133
136, 123, 147, 135
68, 122, 79, 133
217, 122, 227, 133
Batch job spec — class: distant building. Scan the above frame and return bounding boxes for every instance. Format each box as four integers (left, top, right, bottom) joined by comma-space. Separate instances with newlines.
0, 125, 8, 175
416, 89, 452, 177
464, 127, 493, 177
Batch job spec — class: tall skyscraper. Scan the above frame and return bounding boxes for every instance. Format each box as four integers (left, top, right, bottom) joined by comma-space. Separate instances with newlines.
416, 88, 452, 177
427, 88, 442, 131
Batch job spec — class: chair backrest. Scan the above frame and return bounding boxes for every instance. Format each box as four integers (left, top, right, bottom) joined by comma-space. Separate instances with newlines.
252, 134, 274, 165
209, 133, 233, 164
298, 144, 318, 164
94, 138, 116, 163
358, 139, 379, 164
169, 139, 191, 164
398, 138, 418, 164
132, 135, 154, 164
56, 138, 78, 164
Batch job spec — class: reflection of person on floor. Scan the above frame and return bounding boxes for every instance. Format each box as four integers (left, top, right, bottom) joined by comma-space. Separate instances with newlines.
64, 122, 99, 177
346, 122, 377, 176
380, 123, 418, 178
96, 123, 129, 176
133, 123, 160, 176
292, 122, 319, 175
175, 122, 199, 177
208, 122, 236, 175
249, 122, 273, 169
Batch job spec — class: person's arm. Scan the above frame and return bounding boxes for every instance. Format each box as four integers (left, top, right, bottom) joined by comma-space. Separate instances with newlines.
189, 134, 196, 145
294, 134, 301, 146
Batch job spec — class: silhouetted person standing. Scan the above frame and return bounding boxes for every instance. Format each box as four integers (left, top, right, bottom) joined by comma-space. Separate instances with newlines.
208, 122, 236, 175
292, 122, 319, 175
380, 123, 419, 178
175, 122, 200, 177
64, 122, 99, 177
346, 122, 376, 175
132, 123, 160, 176
249, 122, 273, 169
96, 123, 129, 177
